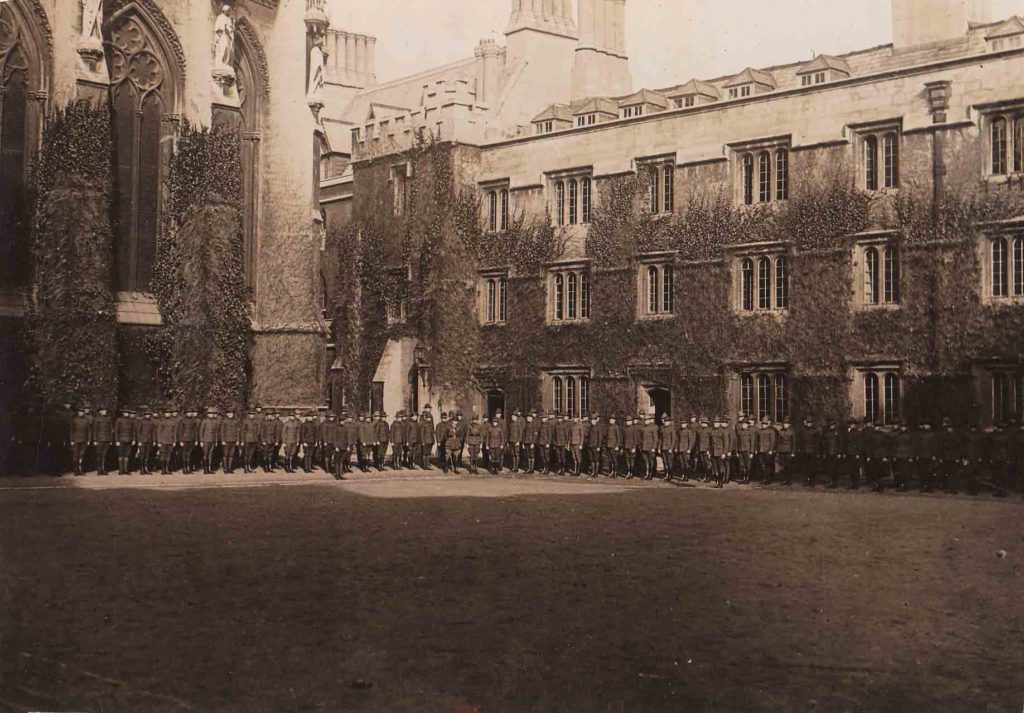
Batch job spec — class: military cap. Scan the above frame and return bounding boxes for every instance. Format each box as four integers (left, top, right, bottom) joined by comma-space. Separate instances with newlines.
440, 411, 448, 419
514, 410, 523, 417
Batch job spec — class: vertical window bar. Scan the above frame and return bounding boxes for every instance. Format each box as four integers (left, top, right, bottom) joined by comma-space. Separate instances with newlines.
992, 238, 1008, 297
567, 273, 578, 319
1013, 237, 1023, 296
992, 118, 1008, 175
742, 154, 754, 205
775, 149, 788, 201
647, 266, 658, 314
757, 374, 771, 420
774, 375, 788, 422
555, 181, 565, 226
663, 265, 674, 313
498, 277, 507, 322
865, 136, 878, 191
581, 177, 591, 224
758, 152, 771, 203
757, 257, 771, 309
865, 373, 879, 424
865, 247, 880, 305
554, 274, 564, 320
663, 165, 674, 213
884, 373, 899, 425
884, 246, 899, 304
486, 279, 495, 323
741, 375, 753, 418
883, 133, 898, 188
568, 178, 578, 225
775, 256, 788, 310
741, 259, 754, 311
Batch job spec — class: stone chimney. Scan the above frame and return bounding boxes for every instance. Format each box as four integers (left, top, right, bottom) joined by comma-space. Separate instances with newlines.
572, 0, 631, 101
474, 39, 505, 107
892, 0, 993, 49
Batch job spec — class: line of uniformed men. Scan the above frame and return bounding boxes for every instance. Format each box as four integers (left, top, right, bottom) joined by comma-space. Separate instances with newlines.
3, 404, 1022, 495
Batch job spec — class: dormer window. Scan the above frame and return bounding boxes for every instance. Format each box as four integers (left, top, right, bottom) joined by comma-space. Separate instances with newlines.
536, 121, 554, 135
986, 17, 1024, 52
801, 72, 827, 86
576, 113, 597, 127
728, 85, 752, 99
622, 105, 644, 119
674, 96, 695, 108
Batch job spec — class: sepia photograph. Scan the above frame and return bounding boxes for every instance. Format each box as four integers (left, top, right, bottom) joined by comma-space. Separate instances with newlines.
1, 0, 1023, 709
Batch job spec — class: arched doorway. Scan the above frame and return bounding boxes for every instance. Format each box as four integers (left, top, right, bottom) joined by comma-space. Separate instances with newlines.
644, 386, 672, 426
485, 389, 505, 420
407, 365, 419, 413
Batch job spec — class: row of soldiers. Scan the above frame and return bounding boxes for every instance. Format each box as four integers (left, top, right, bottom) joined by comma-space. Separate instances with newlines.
2, 404, 1022, 495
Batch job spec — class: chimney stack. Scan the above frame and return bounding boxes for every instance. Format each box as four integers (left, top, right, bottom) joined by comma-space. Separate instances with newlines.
891, 0, 993, 49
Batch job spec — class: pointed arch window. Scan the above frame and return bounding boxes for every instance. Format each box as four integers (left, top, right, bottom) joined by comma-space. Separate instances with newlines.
105, 10, 181, 292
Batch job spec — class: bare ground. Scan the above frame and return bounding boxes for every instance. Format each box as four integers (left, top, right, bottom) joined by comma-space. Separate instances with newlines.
0, 473, 1021, 712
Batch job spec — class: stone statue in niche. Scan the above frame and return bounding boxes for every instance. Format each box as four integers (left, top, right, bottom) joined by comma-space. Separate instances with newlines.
307, 42, 325, 109
213, 5, 236, 73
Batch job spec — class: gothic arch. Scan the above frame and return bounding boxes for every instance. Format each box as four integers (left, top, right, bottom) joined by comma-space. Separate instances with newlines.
234, 15, 268, 297
235, 16, 269, 103
0, 0, 51, 285
102, 1, 185, 291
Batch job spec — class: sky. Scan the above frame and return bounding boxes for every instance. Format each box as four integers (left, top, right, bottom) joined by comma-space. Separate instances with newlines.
328, 0, 1023, 88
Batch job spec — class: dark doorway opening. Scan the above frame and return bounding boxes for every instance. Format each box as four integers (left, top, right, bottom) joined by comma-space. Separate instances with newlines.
408, 366, 419, 413
645, 387, 672, 426
485, 389, 506, 420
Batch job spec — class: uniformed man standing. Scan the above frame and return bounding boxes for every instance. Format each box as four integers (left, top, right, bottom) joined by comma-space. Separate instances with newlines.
92, 407, 114, 476
677, 417, 696, 482
639, 415, 659, 480
339, 411, 356, 474
456, 412, 469, 469
566, 414, 584, 476
891, 423, 914, 492
914, 421, 938, 492
419, 409, 435, 469
406, 412, 421, 469
466, 415, 484, 474
587, 414, 605, 478
241, 411, 260, 473
620, 416, 637, 479
735, 418, 754, 484
221, 410, 240, 473
935, 418, 959, 493
374, 412, 390, 470
523, 412, 540, 474
754, 417, 777, 485
798, 418, 821, 486
844, 419, 864, 490
301, 412, 319, 473
444, 416, 461, 473
156, 409, 179, 475
508, 411, 525, 473
199, 407, 221, 474
135, 410, 156, 475
69, 407, 92, 476
538, 413, 552, 474
259, 410, 280, 473
280, 410, 301, 473
113, 408, 136, 475
486, 416, 504, 474
435, 412, 450, 473
776, 420, 795, 486
694, 417, 712, 482
823, 421, 841, 488
552, 414, 570, 475
389, 411, 406, 469
709, 417, 729, 487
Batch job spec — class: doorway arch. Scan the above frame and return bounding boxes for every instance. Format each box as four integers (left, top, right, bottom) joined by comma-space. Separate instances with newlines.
644, 386, 672, 426
484, 388, 505, 420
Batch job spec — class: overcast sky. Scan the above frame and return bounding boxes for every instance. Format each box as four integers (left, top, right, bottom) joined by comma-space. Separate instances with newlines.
329, 0, 1022, 87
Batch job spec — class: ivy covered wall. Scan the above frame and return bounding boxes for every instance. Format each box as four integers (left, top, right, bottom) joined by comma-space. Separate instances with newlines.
332, 123, 1024, 424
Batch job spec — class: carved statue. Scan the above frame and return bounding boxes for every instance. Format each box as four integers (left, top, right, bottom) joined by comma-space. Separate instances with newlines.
307, 43, 324, 107
213, 5, 235, 71
80, 0, 103, 45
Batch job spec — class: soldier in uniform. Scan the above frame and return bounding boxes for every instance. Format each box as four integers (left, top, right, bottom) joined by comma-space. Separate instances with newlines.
508, 411, 525, 473
691, 417, 709, 482
537, 413, 552, 474
444, 415, 461, 473
466, 415, 484, 474
675, 417, 695, 482
340, 411, 356, 473
486, 416, 504, 474
798, 417, 821, 486
69, 407, 92, 476
220, 410, 239, 473
587, 413, 605, 478
135, 410, 156, 475
551, 414, 569, 475
638, 415, 658, 480
754, 417, 776, 485
657, 416, 676, 481
177, 409, 198, 474
299, 412, 318, 473
434, 412, 450, 472
156, 410, 179, 474
861, 421, 883, 489
599, 414, 617, 477
320, 413, 339, 475
963, 424, 986, 495
419, 409, 435, 469
405, 412, 421, 469
113, 408, 136, 475
279, 410, 301, 473
619, 416, 636, 479
91, 407, 114, 475
259, 410, 280, 473
708, 417, 729, 487
567, 414, 584, 476
374, 411, 390, 470
776, 420, 795, 485
199, 407, 221, 474
241, 411, 260, 473
523, 412, 540, 474
735, 417, 754, 484
843, 419, 864, 490
456, 412, 469, 469
389, 411, 406, 469
890, 423, 913, 492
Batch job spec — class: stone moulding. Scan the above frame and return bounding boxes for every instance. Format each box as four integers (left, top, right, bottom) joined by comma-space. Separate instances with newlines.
236, 16, 270, 99
105, 0, 186, 82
